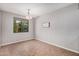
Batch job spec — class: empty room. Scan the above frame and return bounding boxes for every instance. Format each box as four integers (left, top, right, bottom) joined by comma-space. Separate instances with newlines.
0, 3, 79, 56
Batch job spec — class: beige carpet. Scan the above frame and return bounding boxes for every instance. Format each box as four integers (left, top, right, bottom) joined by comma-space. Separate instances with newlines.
0, 39, 79, 56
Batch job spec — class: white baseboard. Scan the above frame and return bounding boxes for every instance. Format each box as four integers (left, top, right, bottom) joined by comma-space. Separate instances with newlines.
37, 39, 79, 54
0, 38, 34, 47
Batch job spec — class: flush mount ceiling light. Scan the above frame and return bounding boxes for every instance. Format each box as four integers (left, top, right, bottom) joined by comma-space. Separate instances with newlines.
26, 9, 32, 20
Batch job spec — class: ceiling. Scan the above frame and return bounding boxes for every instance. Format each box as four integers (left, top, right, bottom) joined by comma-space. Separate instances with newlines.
0, 3, 72, 18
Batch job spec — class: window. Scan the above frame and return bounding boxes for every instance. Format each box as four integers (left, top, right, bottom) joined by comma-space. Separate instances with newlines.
13, 17, 29, 33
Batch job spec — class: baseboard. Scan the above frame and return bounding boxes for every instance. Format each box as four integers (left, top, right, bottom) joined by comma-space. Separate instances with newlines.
37, 39, 79, 54
0, 38, 34, 47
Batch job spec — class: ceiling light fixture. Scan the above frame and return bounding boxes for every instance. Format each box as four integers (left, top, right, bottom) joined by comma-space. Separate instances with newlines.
26, 9, 32, 20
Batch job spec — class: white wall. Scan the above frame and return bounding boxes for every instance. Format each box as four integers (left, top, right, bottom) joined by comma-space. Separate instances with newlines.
32, 18, 36, 38
1, 11, 34, 46
36, 4, 79, 52
0, 11, 2, 45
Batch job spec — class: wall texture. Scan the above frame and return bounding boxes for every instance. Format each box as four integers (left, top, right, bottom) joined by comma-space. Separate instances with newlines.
36, 4, 79, 52
1, 11, 34, 46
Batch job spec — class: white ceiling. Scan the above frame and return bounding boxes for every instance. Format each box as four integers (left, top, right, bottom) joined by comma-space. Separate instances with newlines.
0, 3, 72, 17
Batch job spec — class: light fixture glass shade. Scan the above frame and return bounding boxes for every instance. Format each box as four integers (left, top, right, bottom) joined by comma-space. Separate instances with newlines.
26, 15, 32, 20
26, 9, 32, 20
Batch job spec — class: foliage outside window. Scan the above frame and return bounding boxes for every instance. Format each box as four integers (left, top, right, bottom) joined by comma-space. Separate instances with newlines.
13, 17, 29, 33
